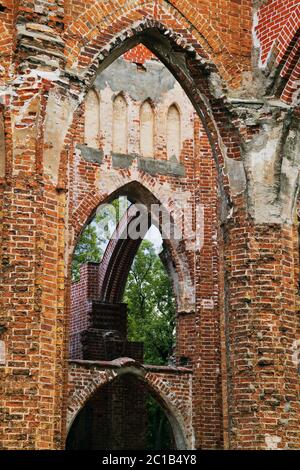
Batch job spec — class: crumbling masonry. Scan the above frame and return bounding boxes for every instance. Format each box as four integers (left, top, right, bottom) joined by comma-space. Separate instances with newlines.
0, 0, 299, 450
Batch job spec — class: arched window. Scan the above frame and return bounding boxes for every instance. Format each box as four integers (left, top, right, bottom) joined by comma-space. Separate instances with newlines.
140, 100, 154, 158
167, 104, 181, 160
84, 89, 100, 148
113, 94, 128, 154
0, 111, 5, 177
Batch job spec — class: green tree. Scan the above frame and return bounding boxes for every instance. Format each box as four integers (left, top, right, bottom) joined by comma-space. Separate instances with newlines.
124, 239, 176, 365
72, 198, 125, 282
72, 215, 103, 282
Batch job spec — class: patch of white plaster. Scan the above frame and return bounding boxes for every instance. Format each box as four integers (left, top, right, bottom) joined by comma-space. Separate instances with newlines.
292, 339, 300, 370
224, 157, 247, 196
0, 340, 5, 365
44, 90, 78, 183
30, 68, 61, 82
265, 434, 281, 450
252, 11, 273, 69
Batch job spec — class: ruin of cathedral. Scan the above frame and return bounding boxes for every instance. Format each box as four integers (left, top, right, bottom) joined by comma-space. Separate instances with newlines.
0, 0, 299, 451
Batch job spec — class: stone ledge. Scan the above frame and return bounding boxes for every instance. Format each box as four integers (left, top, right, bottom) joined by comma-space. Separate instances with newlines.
77, 147, 186, 176
112, 152, 185, 177
69, 358, 193, 374
77, 144, 104, 164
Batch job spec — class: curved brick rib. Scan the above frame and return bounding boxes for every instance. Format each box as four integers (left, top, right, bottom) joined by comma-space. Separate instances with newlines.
276, 7, 300, 67
97, 197, 195, 310
99, 204, 150, 302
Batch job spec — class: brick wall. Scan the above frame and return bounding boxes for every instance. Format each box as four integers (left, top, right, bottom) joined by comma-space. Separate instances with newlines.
70, 263, 99, 358
67, 375, 147, 450
67, 360, 194, 449
123, 44, 157, 64
255, 0, 299, 65
254, 0, 300, 106
70, 263, 143, 362
0, 0, 299, 451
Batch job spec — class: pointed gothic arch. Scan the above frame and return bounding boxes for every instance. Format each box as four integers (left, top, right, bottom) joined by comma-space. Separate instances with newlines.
72, 180, 195, 313
58, 13, 246, 212
67, 361, 192, 449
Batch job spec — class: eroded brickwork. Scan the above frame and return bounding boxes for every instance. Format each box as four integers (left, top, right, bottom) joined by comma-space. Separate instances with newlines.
0, 0, 299, 451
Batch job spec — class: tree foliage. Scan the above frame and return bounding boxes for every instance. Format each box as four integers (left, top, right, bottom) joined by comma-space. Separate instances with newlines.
124, 239, 176, 365
123, 239, 176, 450
72, 215, 103, 282
72, 199, 125, 282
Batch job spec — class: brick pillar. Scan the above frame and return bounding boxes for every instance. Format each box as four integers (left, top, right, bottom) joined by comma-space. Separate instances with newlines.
225, 219, 300, 449
191, 116, 223, 449
0, 79, 67, 449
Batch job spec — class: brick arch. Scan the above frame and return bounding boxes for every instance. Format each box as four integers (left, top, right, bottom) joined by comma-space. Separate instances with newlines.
256, 2, 300, 106
60, 5, 246, 211
65, 0, 240, 86
72, 180, 196, 312
98, 201, 194, 312
73, 171, 195, 242
98, 204, 148, 304
67, 360, 193, 449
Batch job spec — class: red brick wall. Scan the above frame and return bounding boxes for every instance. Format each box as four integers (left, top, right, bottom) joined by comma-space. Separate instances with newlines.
0, 0, 299, 452
64, 0, 253, 86
123, 44, 157, 64
70, 264, 100, 358
224, 220, 300, 449
0, 1, 17, 82
67, 361, 194, 449
70, 263, 143, 362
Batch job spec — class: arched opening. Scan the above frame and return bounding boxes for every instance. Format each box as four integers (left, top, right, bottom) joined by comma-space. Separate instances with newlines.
70, 190, 177, 366
66, 373, 185, 450
167, 104, 181, 161
140, 99, 154, 157
75, 22, 236, 214
68, 39, 223, 450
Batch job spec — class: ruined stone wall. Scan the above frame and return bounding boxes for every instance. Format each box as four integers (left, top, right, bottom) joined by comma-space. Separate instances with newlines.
70, 263, 100, 359
81, 48, 195, 162
68, 46, 221, 448
0, 0, 299, 451
253, 0, 300, 106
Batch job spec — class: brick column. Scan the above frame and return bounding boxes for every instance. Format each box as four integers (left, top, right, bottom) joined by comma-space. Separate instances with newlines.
225, 218, 300, 449
0, 78, 67, 448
